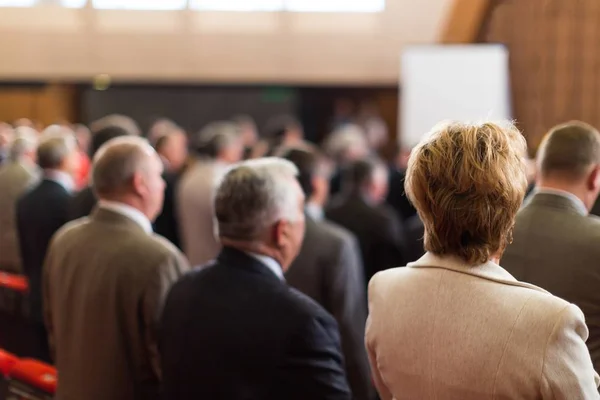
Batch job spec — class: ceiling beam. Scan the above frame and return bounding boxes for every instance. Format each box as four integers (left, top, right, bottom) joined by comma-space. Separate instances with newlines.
441, 0, 494, 43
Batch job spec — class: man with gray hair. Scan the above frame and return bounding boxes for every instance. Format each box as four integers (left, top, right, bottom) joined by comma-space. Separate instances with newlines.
0, 128, 39, 273
177, 121, 244, 266
161, 158, 351, 400
43, 136, 189, 400
16, 131, 78, 362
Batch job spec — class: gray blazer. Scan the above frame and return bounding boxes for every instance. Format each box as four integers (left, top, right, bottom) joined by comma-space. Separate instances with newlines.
0, 161, 39, 272
286, 216, 372, 400
503, 191, 600, 373
43, 207, 190, 400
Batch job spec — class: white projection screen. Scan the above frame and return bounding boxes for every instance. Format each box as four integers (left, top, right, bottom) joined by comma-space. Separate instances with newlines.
399, 45, 512, 149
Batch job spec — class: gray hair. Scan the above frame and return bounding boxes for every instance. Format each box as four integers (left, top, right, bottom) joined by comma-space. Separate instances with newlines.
90, 114, 141, 136
92, 136, 156, 196
191, 121, 239, 158
37, 132, 77, 170
9, 127, 38, 161
323, 124, 368, 162
215, 157, 301, 241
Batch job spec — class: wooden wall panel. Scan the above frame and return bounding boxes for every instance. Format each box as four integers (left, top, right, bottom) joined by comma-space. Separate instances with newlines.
0, 84, 77, 126
441, 0, 492, 43
482, 0, 600, 153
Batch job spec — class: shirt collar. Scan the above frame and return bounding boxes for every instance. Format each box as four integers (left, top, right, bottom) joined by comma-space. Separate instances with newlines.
244, 251, 285, 281
44, 169, 74, 192
535, 187, 588, 216
97, 200, 153, 234
305, 202, 324, 221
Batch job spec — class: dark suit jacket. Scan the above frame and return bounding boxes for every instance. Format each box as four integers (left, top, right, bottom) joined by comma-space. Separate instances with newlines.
152, 172, 181, 249
386, 166, 417, 221
16, 179, 71, 324
69, 185, 96, 220
43, 207, 190, 400
160, 247, 352, 400
326, 193, 405, 284
286, 216, 372, 400
502, 192, 600, 371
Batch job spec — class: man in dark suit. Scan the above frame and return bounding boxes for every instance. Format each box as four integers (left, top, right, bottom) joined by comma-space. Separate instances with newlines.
16, 131, 78, 362
327, 158, 406, 284
502, 121, 600, 372
282, 147, 372, 400
160, 158, 351, 400
69, 125, 131, 220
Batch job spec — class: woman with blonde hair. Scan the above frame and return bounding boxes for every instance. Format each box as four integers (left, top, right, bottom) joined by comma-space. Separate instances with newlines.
365, 121, 599, 399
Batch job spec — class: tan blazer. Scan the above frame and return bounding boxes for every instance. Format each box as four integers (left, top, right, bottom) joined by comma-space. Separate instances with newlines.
43, 207, 190, 400
366, 252, 600, 400
177, 160, 228, 267
0, 161, 39, 272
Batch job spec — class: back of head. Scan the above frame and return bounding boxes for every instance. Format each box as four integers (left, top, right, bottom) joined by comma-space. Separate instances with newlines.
192, 121, 240, 160
215, 158, 301, 242
37, 132, 77, 170
281, 147, 325, 199
90, 114, 141, 137
92, 136, 154, 198
537, 121, 600, 181
148, 118, 181, 146
324, 124, 369, 163
405, 121, 528, 265
90, 125, 131, 157
343, 157, 387, 194
9, 127, 38, 161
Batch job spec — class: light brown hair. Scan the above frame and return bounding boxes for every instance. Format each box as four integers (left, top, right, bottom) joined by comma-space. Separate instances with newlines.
405, 121, 528, 265
538, 121, 600, 180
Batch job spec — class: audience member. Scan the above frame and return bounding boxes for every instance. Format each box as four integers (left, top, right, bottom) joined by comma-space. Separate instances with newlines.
386, 143, 417, 221
43, 136, 189, 400
73, 124, 92, 190
503, 121, 600, 372
161, 158, 351, 400
327, 157, 405, 283
282, 147, 372, 400
0, 123, 13, 165
89, 113, 141, 136
0, 129, 39, 273
324, 124, 370, 196
232, 114, 259, 159
263, 115, 304, 156
177, 121, 243, 266
152, 126, 189, 249
68, 124, 131, 220
17, 131, 78, 363
366, 121, 599, 399
154, 126, 189, 174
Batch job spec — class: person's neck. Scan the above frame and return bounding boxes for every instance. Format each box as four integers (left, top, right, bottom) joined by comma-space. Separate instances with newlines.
537, 179, 588, 209
99, 195, 148, 217
220, 237, 285, 269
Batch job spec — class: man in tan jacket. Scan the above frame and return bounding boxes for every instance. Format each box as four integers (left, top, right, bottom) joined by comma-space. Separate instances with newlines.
43, 136, 189, 400
0, 129, 38, 273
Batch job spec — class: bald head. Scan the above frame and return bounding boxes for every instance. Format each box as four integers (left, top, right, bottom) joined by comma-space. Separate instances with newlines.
92, 136, 159, 197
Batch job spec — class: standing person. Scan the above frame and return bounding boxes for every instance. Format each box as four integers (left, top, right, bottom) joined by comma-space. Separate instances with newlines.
161, 158, 351, 400
0, 129, 39, 273
177, 121, 244, 266
503, 121, 600, 372
17, 132, 78, 362
283, 147, 373, 400
327, 158, 406, 284
43, 136, 189, 400
366, 121, 599, 399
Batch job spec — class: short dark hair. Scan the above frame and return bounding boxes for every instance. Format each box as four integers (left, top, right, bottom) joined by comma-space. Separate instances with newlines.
281, 147, 324, 198
343, 157, 384, 192
37, 134, 76, 170
90, 125, 130, 157
538, 121, 600, 180
192, 122, 238, 158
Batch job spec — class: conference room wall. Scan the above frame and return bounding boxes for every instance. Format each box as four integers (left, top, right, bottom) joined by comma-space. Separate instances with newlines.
0, 0, 450, 84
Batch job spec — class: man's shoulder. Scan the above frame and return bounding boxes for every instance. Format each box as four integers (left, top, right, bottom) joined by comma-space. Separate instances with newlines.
283, 285, 337, 324
310, 219, 355, 245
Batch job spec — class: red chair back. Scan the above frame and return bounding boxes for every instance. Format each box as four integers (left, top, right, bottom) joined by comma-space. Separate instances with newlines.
9, 359, 57, 395
0, 349, 18, 377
